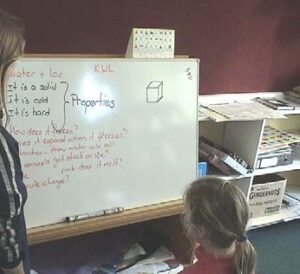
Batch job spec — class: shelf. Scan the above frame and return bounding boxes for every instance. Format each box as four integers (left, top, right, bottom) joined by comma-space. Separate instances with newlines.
208, 172, 253, 180
27, 199, 184, 245
198, 92, 300, 231
248, 206, 300, 230
206, 164, 253, 179
198, 92, 300, 121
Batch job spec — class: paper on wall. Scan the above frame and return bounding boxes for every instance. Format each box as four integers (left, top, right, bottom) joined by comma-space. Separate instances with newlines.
126, 28, 175, 58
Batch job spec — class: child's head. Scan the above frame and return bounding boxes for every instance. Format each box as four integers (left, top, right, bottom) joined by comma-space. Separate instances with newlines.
0, 9, 25, 117
183, 176, 256, 274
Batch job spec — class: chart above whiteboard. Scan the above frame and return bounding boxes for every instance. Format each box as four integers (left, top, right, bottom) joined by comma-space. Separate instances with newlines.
126, 28, 175, 58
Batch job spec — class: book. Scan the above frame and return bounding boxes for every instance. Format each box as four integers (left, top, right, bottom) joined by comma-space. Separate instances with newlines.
199, 137, 251, 175
258, 125, 300, 154
255, 97, 295, 110
256, 147, 294, 169
199, 147, 233, 175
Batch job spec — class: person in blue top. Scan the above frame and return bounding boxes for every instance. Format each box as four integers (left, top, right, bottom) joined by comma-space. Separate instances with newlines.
0, 9, 30, 274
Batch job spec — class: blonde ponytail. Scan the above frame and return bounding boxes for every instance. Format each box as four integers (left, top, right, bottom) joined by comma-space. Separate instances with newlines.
183, 177, 257, 274
234, 239, 256, 274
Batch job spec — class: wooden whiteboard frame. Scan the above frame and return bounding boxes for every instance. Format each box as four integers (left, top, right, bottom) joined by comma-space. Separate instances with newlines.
27, 199, 183, 245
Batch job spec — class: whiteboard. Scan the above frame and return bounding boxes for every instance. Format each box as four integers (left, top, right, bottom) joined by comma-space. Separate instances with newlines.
6, 58, 199, 228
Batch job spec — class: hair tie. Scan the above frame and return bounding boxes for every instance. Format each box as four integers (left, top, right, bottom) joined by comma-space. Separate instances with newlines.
237, 235, 248, 242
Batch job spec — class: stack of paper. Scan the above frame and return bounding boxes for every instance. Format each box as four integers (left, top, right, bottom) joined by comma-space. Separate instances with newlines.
255, 126, 300, 169
258, 126, 300, 154
201, 101, 286, 122
93, 244, 183, 274
118, 246, 183, 274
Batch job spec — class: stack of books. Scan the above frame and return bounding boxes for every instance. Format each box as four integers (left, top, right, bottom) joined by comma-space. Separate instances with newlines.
198, 137, 251, 176
256, 126, 299, 169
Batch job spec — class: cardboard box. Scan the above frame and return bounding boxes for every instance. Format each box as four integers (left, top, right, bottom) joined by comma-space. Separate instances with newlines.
249, 174, 286, 218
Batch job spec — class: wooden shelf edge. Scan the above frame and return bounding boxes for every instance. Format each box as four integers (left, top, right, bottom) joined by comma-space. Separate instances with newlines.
27, 199, 184, 245
23, 53, 190, 58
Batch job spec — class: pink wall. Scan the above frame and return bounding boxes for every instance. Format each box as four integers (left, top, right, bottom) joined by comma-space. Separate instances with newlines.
2, 0, 300, 94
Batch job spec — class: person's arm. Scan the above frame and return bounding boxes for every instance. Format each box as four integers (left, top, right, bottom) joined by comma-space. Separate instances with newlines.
0, 218, 24, 274
1, 262, 24, 274
0, 135, 25, 273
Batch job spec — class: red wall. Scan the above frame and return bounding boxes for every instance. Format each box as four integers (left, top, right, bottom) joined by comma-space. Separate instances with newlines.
2, 0, 300, 94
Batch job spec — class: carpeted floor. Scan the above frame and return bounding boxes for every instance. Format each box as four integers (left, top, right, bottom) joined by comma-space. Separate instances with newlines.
248, 219, 300, 274
29, 218, 300, 274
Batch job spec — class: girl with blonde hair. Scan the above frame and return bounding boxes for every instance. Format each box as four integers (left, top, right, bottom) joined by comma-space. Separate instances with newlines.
181, 176, 256, 274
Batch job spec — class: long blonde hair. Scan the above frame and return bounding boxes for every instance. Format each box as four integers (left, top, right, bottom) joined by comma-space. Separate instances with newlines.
0, 9, 25, 121
183, 176, 256, 274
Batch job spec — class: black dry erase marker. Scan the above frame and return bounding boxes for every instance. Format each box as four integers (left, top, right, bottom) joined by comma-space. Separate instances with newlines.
66, 207, 124, 222
66, 213, 89, 222
103, 207, 124, 215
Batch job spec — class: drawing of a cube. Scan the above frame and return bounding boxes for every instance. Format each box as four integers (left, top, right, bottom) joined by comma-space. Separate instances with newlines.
146, 81, 163, 103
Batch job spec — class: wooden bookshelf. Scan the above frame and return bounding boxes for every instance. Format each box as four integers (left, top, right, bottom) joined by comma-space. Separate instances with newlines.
199, 92, 300, 227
